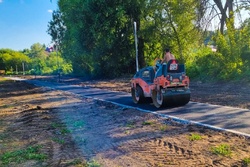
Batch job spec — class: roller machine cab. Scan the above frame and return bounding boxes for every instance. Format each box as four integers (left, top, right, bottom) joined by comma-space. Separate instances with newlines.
131, 59, 190, 108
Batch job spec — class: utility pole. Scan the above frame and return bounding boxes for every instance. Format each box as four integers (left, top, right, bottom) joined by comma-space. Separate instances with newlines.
16, 65, 18, 75
134, 21, 139, 72
55, 43, 60, 82
22, 62, 25, 75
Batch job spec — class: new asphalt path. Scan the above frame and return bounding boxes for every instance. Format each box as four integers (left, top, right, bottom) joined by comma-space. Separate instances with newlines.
7, 77, 250, 137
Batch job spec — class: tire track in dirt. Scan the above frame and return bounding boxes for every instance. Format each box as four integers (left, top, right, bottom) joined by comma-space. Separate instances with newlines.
117, 137, 211, 166
54, 99, 249, 166
55, 100, 206, 166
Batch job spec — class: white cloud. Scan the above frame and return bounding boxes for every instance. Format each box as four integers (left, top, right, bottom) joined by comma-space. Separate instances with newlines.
0, 0, 3, 3
48, 9, 53, 13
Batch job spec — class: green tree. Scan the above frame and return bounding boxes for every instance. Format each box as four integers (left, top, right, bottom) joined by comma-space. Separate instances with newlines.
199, 0, 250, 34
46, 52, 72, 74
51, 0, 202, 78
47, 10, 66, 46
0, 49, 31, 73
27, 43, 48, 74
140, 0, 201, 63
56, 0, 138, 77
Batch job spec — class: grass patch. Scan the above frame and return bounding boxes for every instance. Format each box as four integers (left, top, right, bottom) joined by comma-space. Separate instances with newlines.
211, 144, 232, 157
243, 157, 250, 166
60, 128, 71, 135
142, 121, 154, 126
188, 133, 202, 141
0, 145, 47, 165
52, 137, 65, 144
124, 130, 130, 134
51, 123, 71, 135
66, 159, 100, 167
67, 158, 85, 166
159, 125, 168, 131
87, 159, 101, 167
51, 122, 63, 128
126, 121, 136, 128
0, 77, 8, 82
0, 104, 15, 109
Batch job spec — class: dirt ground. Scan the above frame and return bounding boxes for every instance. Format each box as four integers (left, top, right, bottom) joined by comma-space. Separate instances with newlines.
1, 76, 250, 167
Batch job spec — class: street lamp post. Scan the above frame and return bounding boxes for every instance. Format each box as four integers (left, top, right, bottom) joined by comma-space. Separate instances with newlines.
22, 61, 25, 75
55, 43, 60, 82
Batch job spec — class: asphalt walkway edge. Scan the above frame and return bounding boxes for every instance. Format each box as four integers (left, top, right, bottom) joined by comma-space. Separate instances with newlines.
6, 77, 250, 138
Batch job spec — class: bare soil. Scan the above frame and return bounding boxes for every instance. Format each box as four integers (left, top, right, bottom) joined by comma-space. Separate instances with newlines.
1, 76, 250, 167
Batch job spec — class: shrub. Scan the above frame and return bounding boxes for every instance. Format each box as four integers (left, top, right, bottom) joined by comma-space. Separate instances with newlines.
211, 144, 232, 157
188, 133, 202, 141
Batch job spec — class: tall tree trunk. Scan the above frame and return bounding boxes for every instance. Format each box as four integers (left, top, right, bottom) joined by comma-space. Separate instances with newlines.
228, 0, 233, 17
220, 14, 226, 34
213, 0, 235, 34
213, 0, 228, 34
165, 6, 184, 63
227, 0, 234, 29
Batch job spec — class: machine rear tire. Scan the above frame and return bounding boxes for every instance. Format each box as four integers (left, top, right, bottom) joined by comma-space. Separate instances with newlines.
131, 86, 145, 104
152, 89, 164, 108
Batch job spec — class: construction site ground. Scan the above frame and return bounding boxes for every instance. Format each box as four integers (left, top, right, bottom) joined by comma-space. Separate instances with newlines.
0, 75, 250, 167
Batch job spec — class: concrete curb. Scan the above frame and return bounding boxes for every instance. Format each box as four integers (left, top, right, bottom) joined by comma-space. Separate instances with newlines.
89, 96, 250, 138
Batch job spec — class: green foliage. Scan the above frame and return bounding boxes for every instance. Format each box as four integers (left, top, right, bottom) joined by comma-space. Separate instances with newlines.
87, 159, 101, 167
51, 122, 71, 135
1, 0, 250, 80
159, 125, 168, 131
126, 121, 136, 128
47, 10, 66, 46
161, 0, 200, 63
188, 133, 202, 141
53, 0, 202, 78
0, 42, 72, 75
60, 128, 71, 135
188, 28, 247, 81
186, 46, 211, 79
243, 157, 250, 166
66, 159, 86, 166
211, 144, 232, 157
56, 0, 135, 77
65, 159, 101, 167
52, 137, 65, 144
142, 121, 154, 126
0, 49, 31, 72
7, 1, 239, 80
0, 145, 47, 165
196, 52, 226, 80
45, 52, 73, 74
238, 18, 250, 81
51, 122, 62, 128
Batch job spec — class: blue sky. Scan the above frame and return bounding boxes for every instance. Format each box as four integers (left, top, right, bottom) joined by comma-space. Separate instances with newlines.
0, 0, 58, 51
